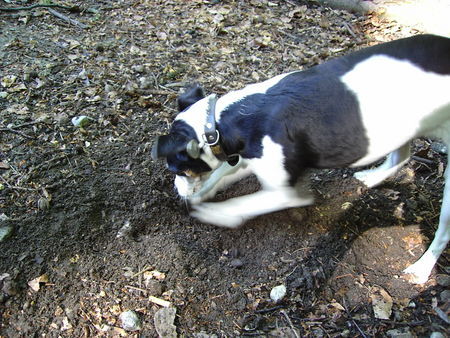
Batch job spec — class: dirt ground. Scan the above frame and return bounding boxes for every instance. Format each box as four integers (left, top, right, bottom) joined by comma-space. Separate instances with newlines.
1, 0, 449, 336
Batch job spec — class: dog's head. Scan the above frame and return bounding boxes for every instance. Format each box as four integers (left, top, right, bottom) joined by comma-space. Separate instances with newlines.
152, 84, 223, 198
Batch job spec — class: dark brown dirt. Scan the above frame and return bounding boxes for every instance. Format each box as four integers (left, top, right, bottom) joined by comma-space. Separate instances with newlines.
1, 1, 449, 337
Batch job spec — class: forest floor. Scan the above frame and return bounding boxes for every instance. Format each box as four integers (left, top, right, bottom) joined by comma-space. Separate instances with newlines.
0, 0, 449, 336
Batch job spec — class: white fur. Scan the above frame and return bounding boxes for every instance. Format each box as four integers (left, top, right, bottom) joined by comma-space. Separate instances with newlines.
342, 55, 450, 167
342, 55, 450, 283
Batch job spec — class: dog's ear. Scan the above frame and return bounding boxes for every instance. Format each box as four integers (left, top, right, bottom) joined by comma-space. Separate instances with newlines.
178, 84, 205, 111
151, 135, 179, 160
152, 134, 192, 160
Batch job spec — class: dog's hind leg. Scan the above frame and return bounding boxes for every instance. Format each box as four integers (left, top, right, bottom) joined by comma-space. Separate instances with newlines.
403, 154, 450, 283
353, 143, 411, 188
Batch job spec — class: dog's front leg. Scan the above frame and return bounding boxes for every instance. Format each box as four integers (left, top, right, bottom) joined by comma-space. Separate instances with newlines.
189, 157, 252, 204
191, 187, 314, 228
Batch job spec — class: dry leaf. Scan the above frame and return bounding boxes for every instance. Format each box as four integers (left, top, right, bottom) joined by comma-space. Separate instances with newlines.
28, 273, 49, 292
370, 286, 393, 319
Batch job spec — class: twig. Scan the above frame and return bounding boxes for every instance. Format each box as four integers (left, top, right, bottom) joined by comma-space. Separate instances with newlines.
412, 156, 434, 165
255, 305, 285, 313
0, 3, 73, 12
47, 8, 88, 29
0, 127, 35, 139
125, 285, 147, 294
0, 176, 37, 192
149, 296, 171, 308
342, 298, 368, 338
10, 121, 43, 129
342, 22, 357, 39
280, 310, 300, 338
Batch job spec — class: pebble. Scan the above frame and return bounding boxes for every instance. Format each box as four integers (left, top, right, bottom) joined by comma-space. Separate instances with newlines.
119, 310, 142, 331
71, 116, 92, 128
431, 141, 448, 154
435, 274, 450, 287
230, 258, 244, 269
2, 280, 19, 296
146, 280, 163, 296
154, 307, 177, 338
430, 332, 446, 338
270, 284, 287, 303
0, 226, 13, 242
386, 327, 413, 338
440, 289, 450, 302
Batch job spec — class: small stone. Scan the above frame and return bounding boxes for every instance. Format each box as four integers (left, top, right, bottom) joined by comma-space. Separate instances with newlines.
439, 289, 450, 302
270, 284, 287, 303
71, 115, 92, 128
230, 259, 243, 269
139, 76, 153, 89
132, 65, 145, 73
431, 142, 448, 154
386, 327, 413, 338
2, 280, 19, 296
154, 307, 177, 338
430, 332, 446, 338
146, 280, 163, 296
0, 226, 13, 242
119, 310, 142, 331
436, 274, 450, 287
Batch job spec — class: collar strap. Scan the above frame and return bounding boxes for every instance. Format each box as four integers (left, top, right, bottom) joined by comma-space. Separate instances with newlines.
203, 94, 229, 162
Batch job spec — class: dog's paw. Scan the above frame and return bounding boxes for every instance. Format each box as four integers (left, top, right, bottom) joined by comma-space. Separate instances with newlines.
403, 263, 432, 284
353, 170, 380, 188
191, 203, 246, 228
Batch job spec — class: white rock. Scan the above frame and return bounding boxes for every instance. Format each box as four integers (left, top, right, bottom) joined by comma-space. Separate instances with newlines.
0, 226, 13, 242
154, 307, 177, 338
119, 310, 142, 331
386, 327, 413, 337
270, 284, 287, 303
430, 332, 446, 338
71, 115, 92, 128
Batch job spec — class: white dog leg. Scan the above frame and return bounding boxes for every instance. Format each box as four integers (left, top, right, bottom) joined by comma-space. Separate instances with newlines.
403, 163, 450, 284
188, 157, 252, 204
354, 144, 411, 188
191, 186, 314, 228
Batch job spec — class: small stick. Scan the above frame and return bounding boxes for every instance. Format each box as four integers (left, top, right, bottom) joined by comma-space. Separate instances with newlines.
148, 296, 171, 308
0, 127, 35, 139
280, 310, 300, 338
125, 285, 147, 294
255, 305, 284, 313
343, 22, 357, 39
0, 176, 37, 191
0, 4, 73, 12
343, 298, 368, 338
47, 8, 88, 29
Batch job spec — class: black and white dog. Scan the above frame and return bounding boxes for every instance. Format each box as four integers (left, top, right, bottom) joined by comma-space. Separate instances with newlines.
152, 34, 450, 284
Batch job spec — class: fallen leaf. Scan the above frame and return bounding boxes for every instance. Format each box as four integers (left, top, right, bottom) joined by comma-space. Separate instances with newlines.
28, 273, 49, 292
370, 286, 393, 320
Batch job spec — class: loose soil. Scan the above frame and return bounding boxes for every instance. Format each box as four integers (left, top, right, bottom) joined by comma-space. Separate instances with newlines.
0, 1, 449, 336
